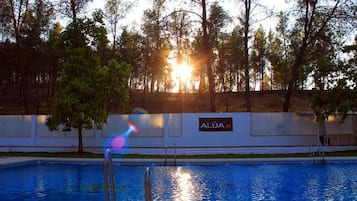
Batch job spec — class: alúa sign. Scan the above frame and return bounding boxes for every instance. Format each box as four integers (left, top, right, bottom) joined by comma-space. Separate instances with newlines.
198, 118, 233, 132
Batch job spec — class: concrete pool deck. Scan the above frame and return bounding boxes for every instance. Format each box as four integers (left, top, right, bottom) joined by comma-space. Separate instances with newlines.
1, 156, 357, 167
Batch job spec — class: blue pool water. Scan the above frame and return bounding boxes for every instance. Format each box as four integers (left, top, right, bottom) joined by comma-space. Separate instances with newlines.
0, 161, 356, 201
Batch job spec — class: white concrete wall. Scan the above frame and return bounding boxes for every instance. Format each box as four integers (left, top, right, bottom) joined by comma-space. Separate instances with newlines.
0, 113, 356, 154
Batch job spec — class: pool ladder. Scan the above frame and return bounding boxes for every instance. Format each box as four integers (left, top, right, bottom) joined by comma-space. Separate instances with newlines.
310, 146, 324, 163
145, 167, 152, 201
104, 149, 153, 201
310, 127, 325, 163
104, 149, 117, 201
164, 144, 177, 166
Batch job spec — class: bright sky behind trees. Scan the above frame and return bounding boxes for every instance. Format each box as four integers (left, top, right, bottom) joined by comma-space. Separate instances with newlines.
86, 0, 291, 33
54, 0, 296, 94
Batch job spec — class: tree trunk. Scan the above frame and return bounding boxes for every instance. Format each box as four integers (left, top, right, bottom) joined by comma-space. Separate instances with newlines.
202, 0, 216, 112
261, 61, 264, 92
21, 71, 29, 114
318, 116, 327, 146
18, 46, 29, 114
283, 84, 293, 112
283, 47, 305, 112
243, 0, 251, 112
78, 127, 83, 153
283, 0, 339, 112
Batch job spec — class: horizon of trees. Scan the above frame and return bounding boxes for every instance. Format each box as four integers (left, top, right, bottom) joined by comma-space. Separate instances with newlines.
0, 0, 356, 114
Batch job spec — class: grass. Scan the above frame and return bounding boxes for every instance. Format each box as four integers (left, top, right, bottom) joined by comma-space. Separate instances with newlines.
1, 150, 356, 159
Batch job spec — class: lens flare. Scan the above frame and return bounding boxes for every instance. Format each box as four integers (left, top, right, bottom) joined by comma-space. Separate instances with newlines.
111, 136, 125, 150
132, 108, 148, 114
128, 122, 138, 133
105, 122, 139, 154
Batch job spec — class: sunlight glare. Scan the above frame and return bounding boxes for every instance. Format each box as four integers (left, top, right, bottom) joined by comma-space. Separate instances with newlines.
173, 167, 194, 201
171, 62, 193, 82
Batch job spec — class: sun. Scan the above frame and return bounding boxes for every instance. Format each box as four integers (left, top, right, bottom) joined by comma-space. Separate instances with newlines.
171, 62, 193, 82
168, 57, 195, 92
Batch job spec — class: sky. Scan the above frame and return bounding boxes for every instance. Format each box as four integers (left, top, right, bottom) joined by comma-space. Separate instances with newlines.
86, 0, 292, 32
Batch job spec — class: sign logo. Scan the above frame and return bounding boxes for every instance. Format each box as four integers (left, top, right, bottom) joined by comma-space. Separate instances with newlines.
199, 118, 233, 132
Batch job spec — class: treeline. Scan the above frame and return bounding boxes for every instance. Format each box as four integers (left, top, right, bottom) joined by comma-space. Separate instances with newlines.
0, 0, 356, 115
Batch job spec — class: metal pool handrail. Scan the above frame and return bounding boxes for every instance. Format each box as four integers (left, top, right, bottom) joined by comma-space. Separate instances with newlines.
310, 126, 325, 163
144, 167, 152, 201
104, 149, 117, 201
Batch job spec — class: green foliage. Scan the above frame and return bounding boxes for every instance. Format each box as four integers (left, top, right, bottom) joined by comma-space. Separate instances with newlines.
310, 39, 357, 122
251, 25, 267, 90
46, 49, 131, 129
208, 2, 230, 47
281, 0, 356, 111
46, 47, 101, 131
96, 59, 131, 107
46, 47, 131, 152
60, 15, 109, 52
141, 0, 170, 92
45, 15, 131, 152
266, 29, 290, 90
311, 87, 356, 122
310, 90, 333, 121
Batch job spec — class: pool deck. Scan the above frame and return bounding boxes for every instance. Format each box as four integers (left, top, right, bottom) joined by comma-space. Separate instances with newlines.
1, 156, 357, 167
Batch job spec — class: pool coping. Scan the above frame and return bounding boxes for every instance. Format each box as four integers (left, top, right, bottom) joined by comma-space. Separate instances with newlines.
1, 156, 357, 167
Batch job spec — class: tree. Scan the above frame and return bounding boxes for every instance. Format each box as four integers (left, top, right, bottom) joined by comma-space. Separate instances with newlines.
251, 25, 266, 91
22, 0, 55, 113
310, 59, 356, 140
142, 0, 170, 95
266, 32, 290, 90
117, 29, 147, 100
283, 0, 356, 112
44, 22, 64, 98
104, 0, 134, 54
309, 33, 356, 142
236, 0, 271, 110
46, 16, 131, 153
182, 0, 217, 111
190, 31, 205, 93
46, 53, 130, 153
168, 10, 191, 63
237, 0, 253, 111
0, 0, 12, 40
216, 33, 230, 92
202, 0, 216, 112
266, 12, 291, 90
1, 0, 55, 113
332, 37, 357, 117
5, 0, 31, 113
166, 10, 192, 93
58, 0, 91, 22
229, 26, 245, 91
208, 2, 230, 93
207, 2, 230, 49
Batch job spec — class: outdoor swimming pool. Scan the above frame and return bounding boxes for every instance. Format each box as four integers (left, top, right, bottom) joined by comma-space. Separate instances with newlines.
0, 161, 356, 201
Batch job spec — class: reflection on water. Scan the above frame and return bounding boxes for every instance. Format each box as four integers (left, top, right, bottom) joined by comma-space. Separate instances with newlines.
153, 167, 207, 201
172, 167, 194, 201
35, 171, 45, 199
250, 165, 285, 201
151, 164, 357, 201
172, 167, 207, 201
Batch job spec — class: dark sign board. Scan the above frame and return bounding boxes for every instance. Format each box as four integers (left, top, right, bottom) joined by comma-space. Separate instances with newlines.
198, 118, 233, 132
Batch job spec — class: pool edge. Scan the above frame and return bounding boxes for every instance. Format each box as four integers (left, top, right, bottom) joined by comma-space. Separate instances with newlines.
1, 156, 357, 167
